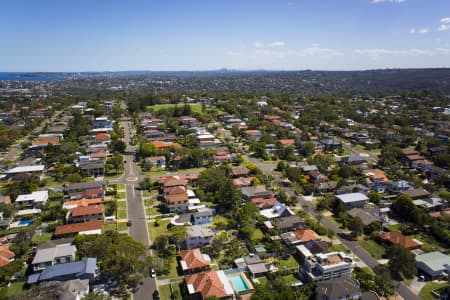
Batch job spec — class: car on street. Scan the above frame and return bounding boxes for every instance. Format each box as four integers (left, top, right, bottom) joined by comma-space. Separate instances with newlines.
127, 220, 132, 226
150, 268, 156, 277
152, 290, 160, 300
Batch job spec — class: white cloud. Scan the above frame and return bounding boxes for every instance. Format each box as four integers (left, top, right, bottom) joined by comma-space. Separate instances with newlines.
226, 51, 241, 56
287, 1, 294, 6
371, 0, 406, 3
409, 28, 416, 34
437, 17, 450, 31
418, 28, 429, 34
269, 41, 285, 47
254, 41, 264, 48
410, 28, 428, 34
354, 48, 450, 56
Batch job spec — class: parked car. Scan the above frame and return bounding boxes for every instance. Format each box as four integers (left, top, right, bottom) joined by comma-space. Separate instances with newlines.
127, 220, 132, 226
150, 268, 156, 278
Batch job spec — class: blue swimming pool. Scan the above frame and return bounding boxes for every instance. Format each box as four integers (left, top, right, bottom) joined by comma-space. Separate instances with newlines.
227, 274, 250, 292
18, 220, 32, 226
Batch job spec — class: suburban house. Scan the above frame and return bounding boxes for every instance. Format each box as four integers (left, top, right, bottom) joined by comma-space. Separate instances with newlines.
15, 190, 48, 208
347, 208, 384, 226
281, 229, 320, 246
378, 231, 422, 250
144, 156, 166, 169
415, 251, 450, 280
243, 129, 262, 141
363, 169, 390, 193
69, 205, 104, 223
0, 238, 15, 267
336, 193, 369, 209
28, 258, 98, 284
272, 215, 304, 232
179, 248, 211, 274
143, 129, 166, 141
184, 270, 234, 300
298, 246, 354, 282
5, 165, 45, 179
171, 208, 214, 226
320, 138, 342, 152
65, 181, 106, 195
315, 278, 362, 300
260, 202, 295, 220
241, 185, 273, 200
231, 166, 250, 178
234, 254, 268, 278
53, 220, 103, 238
165, 193, 189, 212
63, 198, 103, 210
79, 161, 105, 177
186, 225, 214, 249
32, 244, 77, 272
401, 188, 431, 200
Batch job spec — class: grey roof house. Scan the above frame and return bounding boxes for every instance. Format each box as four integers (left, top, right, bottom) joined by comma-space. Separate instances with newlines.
32, 244, 77, 272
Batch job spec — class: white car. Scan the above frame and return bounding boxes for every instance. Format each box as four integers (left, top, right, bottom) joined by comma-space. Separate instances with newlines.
150, 269, 156, 278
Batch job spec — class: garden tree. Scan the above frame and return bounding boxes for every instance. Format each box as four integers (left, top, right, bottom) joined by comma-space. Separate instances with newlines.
216, 179, 242, 214
0, 260, 23, 283
8, 282, 63, 300
364, 221, 382, 235
373, 265, 397, 296
10, 230, 32, 258
391, 194, 422, 224
368, 191, 382, 205
40, 201, 66, 222
386, 244, 417, 279
66, 173, 82, 183
309, 154, 334, 173
74, 231, 147, 291
138, 177, 152, 190
198, 165, 230, 194
251, 276, 311, 300
153, 234, 171, 257
276, 160, 287, 171
0, 203, 13, 218
168, 225, 187, 247
111, 139, 126, 153
299, 141, 315, 157
139, 142, 157, 157
348, 216, 364, 239
106, 153, 124, 175
352, 267, 376, 291
251, 142, 268, 160
207, 236, 225, 258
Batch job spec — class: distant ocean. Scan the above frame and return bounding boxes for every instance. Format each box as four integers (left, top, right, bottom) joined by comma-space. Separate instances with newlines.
0, 72, 62, 82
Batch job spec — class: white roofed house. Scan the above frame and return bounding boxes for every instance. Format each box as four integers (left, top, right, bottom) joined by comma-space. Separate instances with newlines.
186, 225, 215, 249
15, 190, 48, 208
336, 193, 368, 210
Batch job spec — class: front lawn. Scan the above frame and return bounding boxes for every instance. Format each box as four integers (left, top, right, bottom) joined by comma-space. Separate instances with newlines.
6, 281, 26, 298
103, 223, 117, 232
359, 239, 386, 260
419, 282, 449, 300
117, 201, 127, 210
31, 232, 53, 244
158, 256, 181, 280
148, 219, 170, 240
159, 282, 182, 300
117, 209, 128, 219
117, 222, 128, 231
212, 215, 230, 229
277, 255, 299, 270
328, 243, 350, 253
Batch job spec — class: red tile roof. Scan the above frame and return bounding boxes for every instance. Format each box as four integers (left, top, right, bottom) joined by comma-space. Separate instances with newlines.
251, 197, 277, 209
293, 229, 320, 243
279, 139, 295, 146
94, 133, 110, 141
185, 271, 229, 299
71, 205, 104, 217
180, 248, 210, 270
379, 231, 421, 249
0, 244, 15, 267
54, 220, 103, 236
65, 198, 103, 208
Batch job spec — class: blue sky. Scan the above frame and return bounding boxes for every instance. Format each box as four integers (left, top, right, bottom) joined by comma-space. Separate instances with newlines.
1, 0, 449, 71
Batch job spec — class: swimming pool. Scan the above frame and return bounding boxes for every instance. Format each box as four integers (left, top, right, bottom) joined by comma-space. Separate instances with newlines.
18, 220, 32, 227
227, 274, 250, 292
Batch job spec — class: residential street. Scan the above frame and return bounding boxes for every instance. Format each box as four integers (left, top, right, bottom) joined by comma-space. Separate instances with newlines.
117, 110, 157, 300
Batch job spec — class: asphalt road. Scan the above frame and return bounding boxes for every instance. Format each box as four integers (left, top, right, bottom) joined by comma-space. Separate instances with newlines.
118, 106, 157, 300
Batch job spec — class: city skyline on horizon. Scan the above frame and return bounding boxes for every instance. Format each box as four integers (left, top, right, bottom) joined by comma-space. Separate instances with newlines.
1, 0, 450, 72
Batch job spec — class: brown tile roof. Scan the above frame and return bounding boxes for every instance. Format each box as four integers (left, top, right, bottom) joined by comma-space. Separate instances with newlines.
231, 167, 250, 177
164, 186, 187, 195
81, 189, 105, 198
165, 193, 189, 203
54, 220, 103, 236
364, 169, 390, 184
185, 271, 229, 299
232, 177, 254, 187
180, 248, 210, 270
151, 140, 181, 149
251, 197, 277, 209
71, 205, 104, 217
163, 179, 188, 188
379, 231, 421, 249
65, 198, 103, 208
293, 229, 320, 243
279, 139, 295, 146
94, 133, 110, 141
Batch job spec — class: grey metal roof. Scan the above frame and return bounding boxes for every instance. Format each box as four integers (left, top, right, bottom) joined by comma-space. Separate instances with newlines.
38, 258, 97, 281
32, 244, 76, 265
416, 251, 450, 272
336, 193, 368, 203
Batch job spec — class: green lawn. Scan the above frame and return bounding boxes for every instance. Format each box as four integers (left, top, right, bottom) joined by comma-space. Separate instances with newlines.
282, 274, 301, 285
148, 219, 170, 240
146, 206, 164, 216
159, 282, 182, 300
31, 232, 53, 244
277, 255, 299, 270
103, 223, 117, 232
116, 183, 125, 190
328, 243, 350, 253
144, 199, 153, 207
147, 103, 203, 114
158, 256, 181, 280
6, 281, 25, 298
419, 282, 449, 300
359, 239, 386, 260
117, 192, 126, 199
385, 224, 402, 232
117, 201, 127, 210
117, 222, 128, 231
117, 210, 128, 219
